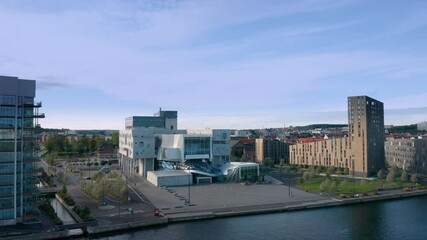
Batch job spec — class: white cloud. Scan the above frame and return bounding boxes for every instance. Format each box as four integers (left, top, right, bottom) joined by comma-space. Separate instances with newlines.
1, 0, 426, 129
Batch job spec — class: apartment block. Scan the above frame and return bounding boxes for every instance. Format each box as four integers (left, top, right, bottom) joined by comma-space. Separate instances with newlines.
290, 96, 384, 177
255, 138, 290, 165
385, 138, 427, 175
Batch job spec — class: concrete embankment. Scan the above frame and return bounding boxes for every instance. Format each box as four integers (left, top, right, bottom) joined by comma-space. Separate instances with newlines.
1, 231, 69, 240
87, 217, 168, 235
166, 189, 427, 222
55, 193, 84, 223
5, 189, 427, 239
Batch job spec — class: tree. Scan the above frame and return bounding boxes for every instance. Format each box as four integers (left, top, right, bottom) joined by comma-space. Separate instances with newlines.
58, 172, 68, 185
410, 174, 418, 183
62, 185, 67, 194
327, 166, 336, 175
89, 138, 98, 152
111, 132, 119, 146
377, 169, 385, 178
329, 181, 337, 193
343, 168, 349, 176
263, 158, 275, 168
309, 167, 316, 178
320, 179, 331, 192
46, 154, 55, 166
400, 170, 408, 182
390, 165, 399, 174
386, 169, 396, 183
303, 171, 310, 182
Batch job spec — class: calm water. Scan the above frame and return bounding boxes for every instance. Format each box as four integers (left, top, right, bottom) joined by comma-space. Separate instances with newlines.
96, 196, 427, 240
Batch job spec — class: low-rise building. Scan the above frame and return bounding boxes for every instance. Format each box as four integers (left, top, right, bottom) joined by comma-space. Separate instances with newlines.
96, 143, 118, 160
230, 138, 255, 162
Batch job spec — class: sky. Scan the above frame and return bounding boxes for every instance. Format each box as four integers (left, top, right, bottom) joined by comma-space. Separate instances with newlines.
0, 0, 426, 130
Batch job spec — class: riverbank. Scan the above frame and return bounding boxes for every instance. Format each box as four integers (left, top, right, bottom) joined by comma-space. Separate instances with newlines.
166, 189, 427, 222
87, 187, 427, 238
3, 188, 427, 239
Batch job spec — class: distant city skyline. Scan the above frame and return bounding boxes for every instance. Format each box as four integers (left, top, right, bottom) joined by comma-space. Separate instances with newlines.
1, 0, 426, 130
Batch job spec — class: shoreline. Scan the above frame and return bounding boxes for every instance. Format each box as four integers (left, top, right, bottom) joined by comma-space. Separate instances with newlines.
3, 189, 427, 239
87, 188, 427, 237
166, 189, 427, 222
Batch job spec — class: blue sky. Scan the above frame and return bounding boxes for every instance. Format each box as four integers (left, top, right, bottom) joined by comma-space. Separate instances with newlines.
0, 0, 426, 129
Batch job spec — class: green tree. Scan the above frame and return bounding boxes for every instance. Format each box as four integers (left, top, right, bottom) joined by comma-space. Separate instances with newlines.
111, 132, 119, 146
58, 172, 68, 185
89, 138, 98, 152
377, 169, 385, 178
343, 168, 349, 176
263, 157, 275, 168
329, 181, 337, 192
401, 170, 408, 182
62, 184, 67, 194
386, 169, 396, 183
303, 171, 310, 182
410, 174, 418, 183
46, 154, 55, 166
81, 206, 91, 220
320, 179, 331, 192
327, 166, 336, 175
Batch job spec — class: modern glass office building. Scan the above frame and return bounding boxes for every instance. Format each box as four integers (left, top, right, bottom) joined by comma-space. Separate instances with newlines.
0, 76, 44, 226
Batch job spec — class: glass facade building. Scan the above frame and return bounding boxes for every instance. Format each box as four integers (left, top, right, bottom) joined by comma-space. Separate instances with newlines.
0, 76, 44, 226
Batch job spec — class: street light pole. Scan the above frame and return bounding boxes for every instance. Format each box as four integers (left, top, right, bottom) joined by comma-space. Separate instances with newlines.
352, 153, 355, 193
187, 175, 191, 205
289, 167, 292, 197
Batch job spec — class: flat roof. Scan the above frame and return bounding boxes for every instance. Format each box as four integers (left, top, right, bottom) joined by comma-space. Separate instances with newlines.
230, 162, 259, 167
149, 170, 191, 177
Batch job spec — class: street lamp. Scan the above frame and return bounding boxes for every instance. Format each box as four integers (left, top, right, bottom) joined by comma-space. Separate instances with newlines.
352, 153, 355, 193
288, 166, 292, 197
187, 174, 191, 205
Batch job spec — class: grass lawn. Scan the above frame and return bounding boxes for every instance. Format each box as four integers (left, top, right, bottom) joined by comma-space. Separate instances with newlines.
297, 176, 412, 194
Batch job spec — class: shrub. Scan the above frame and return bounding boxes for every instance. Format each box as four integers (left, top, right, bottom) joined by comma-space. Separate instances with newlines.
39, 201, 63, 225
74, 205, 92, 221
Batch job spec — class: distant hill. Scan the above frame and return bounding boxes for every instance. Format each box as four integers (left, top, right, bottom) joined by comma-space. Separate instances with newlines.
294, 124, 347, 131
387, 124, 418, 134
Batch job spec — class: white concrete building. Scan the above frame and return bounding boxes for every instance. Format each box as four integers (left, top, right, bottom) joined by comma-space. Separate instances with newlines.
187, 129, 231, 167
119, 111, 233, 181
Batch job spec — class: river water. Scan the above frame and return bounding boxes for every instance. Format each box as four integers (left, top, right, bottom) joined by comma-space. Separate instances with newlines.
96, 196, 427, 240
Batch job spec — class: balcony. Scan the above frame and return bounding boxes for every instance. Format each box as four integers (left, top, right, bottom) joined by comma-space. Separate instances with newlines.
33, 113, 45, 118
23, 102, 42, 108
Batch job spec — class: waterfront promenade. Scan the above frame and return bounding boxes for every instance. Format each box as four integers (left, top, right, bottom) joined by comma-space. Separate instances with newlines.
3, 173, 427, 239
